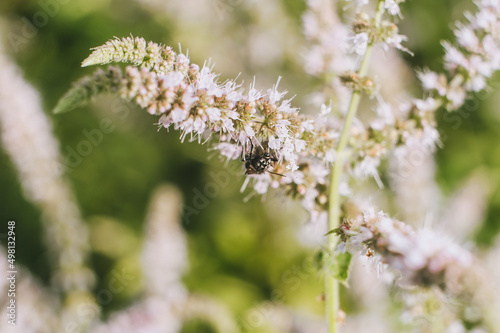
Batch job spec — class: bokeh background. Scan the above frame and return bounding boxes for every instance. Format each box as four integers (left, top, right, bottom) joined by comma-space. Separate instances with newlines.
0, 0, 499, 332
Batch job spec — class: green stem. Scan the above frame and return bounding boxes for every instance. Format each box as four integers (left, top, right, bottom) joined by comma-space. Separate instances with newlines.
325, 1, 385, 332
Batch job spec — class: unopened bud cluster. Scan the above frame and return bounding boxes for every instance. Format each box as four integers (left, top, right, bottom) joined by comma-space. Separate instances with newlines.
340, 72, 376, 95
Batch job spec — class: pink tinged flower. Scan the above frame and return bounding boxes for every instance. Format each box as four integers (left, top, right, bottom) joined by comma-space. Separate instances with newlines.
446, 87, 467, 109
138, 83, 149, 95
375, 101, 395, 125
414, 98, 440, 113
197, 67, 223, 97
370, 119, 385, 132
275, 124, 290, 140
197, 67, 215, 88
193, 117, 206, 133
386, 231, 413, 256
268, 136, 280, 149
221, 117, 235, 132
247, 80, 263, 102
362, 208, 377, 221
337, 242, 347, 254
474, 7, 497, 31
325, 150, 336, 163
350, 226, 374, 246
480, 0, 499, 8
286, 160, 299, 172
224, 83, 243, 103
338, 181, 351, 196
267, 77, 287, 104
205, 107, 221, 122
385, 34, 412, 54
470, 55, 494, 77
377, 218, 413, 254
421, 126, 440, 149
226, 110, 239, 120
215, 143, 241, 160
162, 71, 185, 88
294, 139, 306, 153
418, 70, 440, 91
146, 104, 157, 115
290, 170, 305, 184
300, 119, 315, 132
404, 250, 428, 271
384, 0, 401, 16
352, 33, 369, 55
310, 163, 329, 184
455, 25, 479, 51
244, 124, 255, 137
302, 11, 319, 39
468, 76, 486, 92
443, 43, 468, 70
481, 36, 500, 70
278, 98, 297, 113
320, 103, 332, 116
171, 107, 188, 123
238, 125, 255, 143
254, 178, 270, 194
302, 188, 319, 211
182, 86, 198, 106
159, 114, 173, 128
281, 138, 295, 160
304, 47, 326, 76
353, 156, 382, 187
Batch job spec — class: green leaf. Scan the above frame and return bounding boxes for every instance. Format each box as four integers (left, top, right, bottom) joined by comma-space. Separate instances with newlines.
53, 82, 92, 114
53, 66, 124, 114
331, 252, 352, 283
324, 228, 339, 236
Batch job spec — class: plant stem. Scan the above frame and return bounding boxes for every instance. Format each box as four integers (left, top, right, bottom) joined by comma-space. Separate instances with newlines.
325, 1, 385, 332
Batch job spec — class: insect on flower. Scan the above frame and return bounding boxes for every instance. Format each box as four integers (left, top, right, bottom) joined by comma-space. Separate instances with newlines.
241, 141, 284, 177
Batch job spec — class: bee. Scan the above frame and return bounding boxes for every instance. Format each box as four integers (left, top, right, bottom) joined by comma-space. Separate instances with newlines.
241, 141, 284, 176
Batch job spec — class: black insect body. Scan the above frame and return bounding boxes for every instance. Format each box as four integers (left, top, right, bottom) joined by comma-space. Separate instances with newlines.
242, 142, 284, 176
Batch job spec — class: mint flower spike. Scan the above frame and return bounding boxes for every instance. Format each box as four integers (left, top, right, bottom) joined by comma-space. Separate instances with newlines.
52, 66, 123, 114
81, 36, 176, 75
55, 37, 311, 174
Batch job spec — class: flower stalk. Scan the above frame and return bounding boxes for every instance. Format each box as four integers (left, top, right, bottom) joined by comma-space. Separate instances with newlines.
325, 1, 385, 332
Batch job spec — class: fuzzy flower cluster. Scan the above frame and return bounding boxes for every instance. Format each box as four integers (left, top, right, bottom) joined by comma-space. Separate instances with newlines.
332, 207, 496, 330
335, 209, 476, 292
0, 45, 97, 332
356, 0, 500, 182
419, 0, 500, 110
302, 0, 351, 77
350, 4, 411, 55
81, 36, 179, 75
93, 185, 187, 333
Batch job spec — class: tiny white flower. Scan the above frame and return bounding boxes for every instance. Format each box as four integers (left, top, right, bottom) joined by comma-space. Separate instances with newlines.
171, 107, 188, 123
384, 0, 401, 16
294, 139, 306, 153
193, 117, 206, 133
182, 86, 198, 105
351, 33, 369, 55
215, 143, 240, 160
267, 77, 287, 104
455, 24, 479, 51
254, 178, 270, 194
162, 71, 185, 88
205, 107, 221, 122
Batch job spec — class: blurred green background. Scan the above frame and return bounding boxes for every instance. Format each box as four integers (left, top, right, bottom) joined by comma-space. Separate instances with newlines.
0, 0, 499, 331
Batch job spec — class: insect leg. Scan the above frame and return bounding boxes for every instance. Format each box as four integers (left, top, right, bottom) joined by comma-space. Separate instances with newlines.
249, 140, 254, 158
